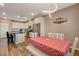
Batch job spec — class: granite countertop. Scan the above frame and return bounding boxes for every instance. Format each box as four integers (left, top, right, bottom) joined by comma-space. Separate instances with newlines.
11, 31, 25, 34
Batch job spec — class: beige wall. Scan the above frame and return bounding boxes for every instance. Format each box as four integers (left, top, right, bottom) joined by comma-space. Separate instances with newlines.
45, 4, 79, 48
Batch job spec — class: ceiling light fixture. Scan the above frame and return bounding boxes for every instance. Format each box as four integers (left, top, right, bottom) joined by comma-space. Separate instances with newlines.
2, 12, 6, 15
53, 17, 67, 24
17, 16, 20, 18
42, 3, 58, 19
0, 3, 4, 6
31, 13, 35, 16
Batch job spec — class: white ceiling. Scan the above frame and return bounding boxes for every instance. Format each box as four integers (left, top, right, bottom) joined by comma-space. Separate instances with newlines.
0, 3, 76, 22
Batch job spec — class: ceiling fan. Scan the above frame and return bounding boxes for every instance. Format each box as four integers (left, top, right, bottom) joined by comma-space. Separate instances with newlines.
42, 3, 58, 19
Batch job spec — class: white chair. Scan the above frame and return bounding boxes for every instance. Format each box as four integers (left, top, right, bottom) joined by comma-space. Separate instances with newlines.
34, 32, 38, 37
51, 33, 56, 38
56, 33, 64, 40
48, 33, 64, 40
48, 33, 53, 38
67, 37, 79, 56
29, 32, 33, 37
29, 32, 38, 38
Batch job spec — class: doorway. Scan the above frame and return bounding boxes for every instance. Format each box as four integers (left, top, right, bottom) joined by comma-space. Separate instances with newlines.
33, 23, 40, 36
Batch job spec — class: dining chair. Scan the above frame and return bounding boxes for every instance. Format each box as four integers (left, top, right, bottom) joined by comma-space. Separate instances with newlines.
48, 33, 64, 40
67, 36, 79, 56
34, 32, 38, 37
29, 32, 34, 38
6, 32, 10, 45
10, 33, 15, 44
56, 33, 64, 40
48, 33, 53, 38
29, 32, 38, 38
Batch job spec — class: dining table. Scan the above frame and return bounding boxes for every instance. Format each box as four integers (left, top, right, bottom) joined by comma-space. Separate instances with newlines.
29, 36, 71, 56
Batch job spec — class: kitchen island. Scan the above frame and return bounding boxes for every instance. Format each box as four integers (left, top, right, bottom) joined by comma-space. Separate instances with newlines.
0, 36, 6, 39
11, 32, 26, 44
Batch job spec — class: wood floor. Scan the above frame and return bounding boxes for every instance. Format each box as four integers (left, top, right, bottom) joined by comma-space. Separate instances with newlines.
0, 43, 28, 56
70, 48, 79, 56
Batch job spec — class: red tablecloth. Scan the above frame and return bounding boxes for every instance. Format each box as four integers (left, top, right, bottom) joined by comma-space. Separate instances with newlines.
29, 37, 71, 56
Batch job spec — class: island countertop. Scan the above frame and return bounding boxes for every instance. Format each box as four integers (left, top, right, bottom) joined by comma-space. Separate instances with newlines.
0, 36, 7, 39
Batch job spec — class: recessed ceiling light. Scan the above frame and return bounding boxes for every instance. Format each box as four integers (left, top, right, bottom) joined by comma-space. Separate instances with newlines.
17, 16, 20, 18
3, 17, 7, 19
31, 13, 35, 16
2, 12, 6, 15
0, 3, 4, 6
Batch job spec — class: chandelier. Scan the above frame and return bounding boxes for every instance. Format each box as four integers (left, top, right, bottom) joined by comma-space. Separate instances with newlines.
42, 3, 67, 24
42, 3, 58, 19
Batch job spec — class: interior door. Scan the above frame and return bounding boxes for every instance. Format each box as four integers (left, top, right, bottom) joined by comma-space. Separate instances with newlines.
33, 23, 40, 36
36, 23, 40, 36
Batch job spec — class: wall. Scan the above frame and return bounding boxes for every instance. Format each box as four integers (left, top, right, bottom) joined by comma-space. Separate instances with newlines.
34, 17, 45, 36
45, 4, 79, 48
